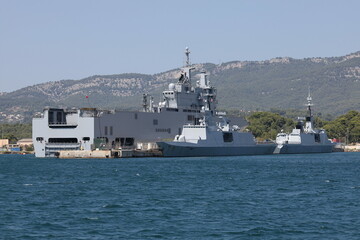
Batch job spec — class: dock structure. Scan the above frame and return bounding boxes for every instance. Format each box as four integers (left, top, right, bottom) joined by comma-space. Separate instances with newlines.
57, 148, 163, 158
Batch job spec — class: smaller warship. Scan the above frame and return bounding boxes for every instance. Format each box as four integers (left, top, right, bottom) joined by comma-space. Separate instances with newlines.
274, 90, 334, 154
157, 108, 276, 157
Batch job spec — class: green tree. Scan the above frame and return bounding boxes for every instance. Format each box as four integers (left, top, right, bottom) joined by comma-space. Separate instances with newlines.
246, 112, 295, 140
323, 110, 360, 143
4, 134, 18, 144
0, 123, 32, 141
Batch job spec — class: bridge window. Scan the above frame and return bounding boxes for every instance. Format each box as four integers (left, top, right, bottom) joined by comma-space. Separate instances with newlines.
223, 132, 233, 142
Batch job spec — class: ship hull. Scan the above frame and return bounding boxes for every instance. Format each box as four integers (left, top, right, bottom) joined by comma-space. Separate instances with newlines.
274, 144, 334, 154
157, 142, 276, 157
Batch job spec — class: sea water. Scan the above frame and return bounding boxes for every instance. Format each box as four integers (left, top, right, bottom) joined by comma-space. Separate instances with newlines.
1, 153, 360, 239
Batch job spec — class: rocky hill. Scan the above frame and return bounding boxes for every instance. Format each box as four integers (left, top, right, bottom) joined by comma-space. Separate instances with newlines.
1, 51, 359, 123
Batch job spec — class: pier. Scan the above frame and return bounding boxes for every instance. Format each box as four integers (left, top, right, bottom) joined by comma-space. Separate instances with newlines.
57, 149, 163, 158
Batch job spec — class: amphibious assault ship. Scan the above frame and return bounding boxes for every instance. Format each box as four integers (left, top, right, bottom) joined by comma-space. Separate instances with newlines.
33, 48, 240, 157
274, 91, 334, 154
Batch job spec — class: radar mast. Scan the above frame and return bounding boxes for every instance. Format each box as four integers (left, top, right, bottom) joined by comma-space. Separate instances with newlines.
304, 86, 315, 133
185, 47, 191, 67
307, 86, 313, 117
178, 47, 194, 87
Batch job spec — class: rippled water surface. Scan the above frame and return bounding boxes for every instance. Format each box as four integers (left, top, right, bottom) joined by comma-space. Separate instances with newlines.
1, 153, 360, 239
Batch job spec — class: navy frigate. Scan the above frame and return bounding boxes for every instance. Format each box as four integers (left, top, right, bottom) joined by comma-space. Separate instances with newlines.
274, 91, 334, 154
157, 109, 276, 157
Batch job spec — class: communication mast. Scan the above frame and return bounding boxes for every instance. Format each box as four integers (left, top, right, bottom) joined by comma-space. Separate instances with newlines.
185, 47, 191, 67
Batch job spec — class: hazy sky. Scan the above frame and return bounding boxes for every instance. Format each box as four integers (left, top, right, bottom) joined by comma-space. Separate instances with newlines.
1, 0, 360, 92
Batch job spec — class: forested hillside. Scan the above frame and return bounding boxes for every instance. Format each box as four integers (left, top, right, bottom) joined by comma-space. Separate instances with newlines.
0, 51, 359, 123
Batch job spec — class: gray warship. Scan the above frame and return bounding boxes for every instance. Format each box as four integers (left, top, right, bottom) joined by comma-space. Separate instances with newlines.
157, 109, 276, 157
274, 91, 334, 154
33, 48, 245, 157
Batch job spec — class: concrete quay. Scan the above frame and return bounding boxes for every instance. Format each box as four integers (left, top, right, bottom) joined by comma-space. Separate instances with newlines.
57, 149, 163, 158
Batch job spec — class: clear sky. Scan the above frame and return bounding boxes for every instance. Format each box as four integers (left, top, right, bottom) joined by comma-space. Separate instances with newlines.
1, 0, 360, 92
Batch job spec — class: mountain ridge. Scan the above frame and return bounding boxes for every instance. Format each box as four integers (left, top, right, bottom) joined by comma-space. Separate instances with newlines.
1, 51, 359, 123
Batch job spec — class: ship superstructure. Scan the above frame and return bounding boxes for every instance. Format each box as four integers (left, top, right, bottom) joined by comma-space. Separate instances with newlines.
32, 48, 223, 157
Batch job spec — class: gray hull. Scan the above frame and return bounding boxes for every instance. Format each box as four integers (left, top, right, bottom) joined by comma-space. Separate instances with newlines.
274, 144, 334, 154
157, 142, 276, 157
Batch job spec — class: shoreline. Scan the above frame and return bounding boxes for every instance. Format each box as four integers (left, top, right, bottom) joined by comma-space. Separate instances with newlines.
0, 151, 34, 155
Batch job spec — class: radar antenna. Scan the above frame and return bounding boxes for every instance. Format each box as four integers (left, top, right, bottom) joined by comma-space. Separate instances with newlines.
185, 47, 191, 67
307, 86, 313, 117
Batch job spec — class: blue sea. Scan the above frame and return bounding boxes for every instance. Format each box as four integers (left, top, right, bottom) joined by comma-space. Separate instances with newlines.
1, 153, 360, 239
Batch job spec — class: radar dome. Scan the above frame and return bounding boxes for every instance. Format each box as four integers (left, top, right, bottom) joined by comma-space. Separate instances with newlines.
169, 83, 175, 91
